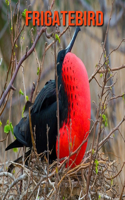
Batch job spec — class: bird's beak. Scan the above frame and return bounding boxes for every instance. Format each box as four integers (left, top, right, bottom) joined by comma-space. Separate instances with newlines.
65, 27, 81, 54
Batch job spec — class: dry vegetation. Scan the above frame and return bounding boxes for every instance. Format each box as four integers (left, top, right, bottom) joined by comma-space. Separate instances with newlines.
0, 0, 125, 199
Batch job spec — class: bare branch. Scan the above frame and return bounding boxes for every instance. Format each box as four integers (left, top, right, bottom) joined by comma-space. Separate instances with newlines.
2, 174, 27, 200
0, 27, 46, 108
98, 116, 125, 149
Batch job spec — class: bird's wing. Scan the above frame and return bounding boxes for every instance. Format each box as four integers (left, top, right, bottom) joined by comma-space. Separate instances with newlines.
31, 101, 62, 160
31, 80, 56, 113
5, 139, 25, 150
5, 80, 57, 150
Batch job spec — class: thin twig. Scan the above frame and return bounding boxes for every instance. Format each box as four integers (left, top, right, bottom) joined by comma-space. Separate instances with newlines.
0, 27, 46, 107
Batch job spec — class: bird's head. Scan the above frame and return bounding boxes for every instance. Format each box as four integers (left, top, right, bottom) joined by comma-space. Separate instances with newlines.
57, 27, 81, 88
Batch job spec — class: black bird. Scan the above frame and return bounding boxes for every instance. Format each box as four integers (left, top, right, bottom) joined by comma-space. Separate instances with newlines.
5, 27, 82, 163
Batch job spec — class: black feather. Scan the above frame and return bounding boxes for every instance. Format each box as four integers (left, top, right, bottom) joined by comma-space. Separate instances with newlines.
5, 139, 23, 150
6, 80, 62, 161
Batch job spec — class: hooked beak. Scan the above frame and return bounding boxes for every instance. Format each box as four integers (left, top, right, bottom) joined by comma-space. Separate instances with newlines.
65, 27, 81, 54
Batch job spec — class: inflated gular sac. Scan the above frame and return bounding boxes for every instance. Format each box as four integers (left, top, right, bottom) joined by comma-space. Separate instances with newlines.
56, 52, 90, 167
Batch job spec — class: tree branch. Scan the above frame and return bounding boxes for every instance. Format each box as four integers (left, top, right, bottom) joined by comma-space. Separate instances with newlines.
0, 27, 46, 108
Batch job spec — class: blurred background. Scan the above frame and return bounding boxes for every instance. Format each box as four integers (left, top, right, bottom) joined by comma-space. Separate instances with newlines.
0, 0, 125, 192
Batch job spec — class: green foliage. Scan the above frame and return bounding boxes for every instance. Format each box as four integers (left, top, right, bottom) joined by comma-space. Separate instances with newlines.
95, 159, 99, 174
104, 104, 106, 110
4, 121, 18, 153
92, 149, 95, 154
105, 59, 109, 65
102, 114, 108, 127
122, 93, 125, 100
19, 89, 24, 96
5, 0, 9, 6
55, 34, 60, 43
4, 121, 14, 135
0, 121, 2, 127
111, 177, 113, 186
22, 9, 27, 19
4, 124, 10, 133
21, 36, 25, 40
9, 122, 14, 135
19, 89, 29, 116
56, 167, 58, 173
22, 105, 25, 117
37, 67, 40, 75
13, 148, 18, 153
100, 73, 103, 78
19, 90, 29, 101
69, 142, 72, 148
26, 95, 29, 101
15, 44, 18, 48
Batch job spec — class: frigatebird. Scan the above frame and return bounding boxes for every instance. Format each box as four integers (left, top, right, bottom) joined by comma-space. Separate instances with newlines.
6, 27, 91, 167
